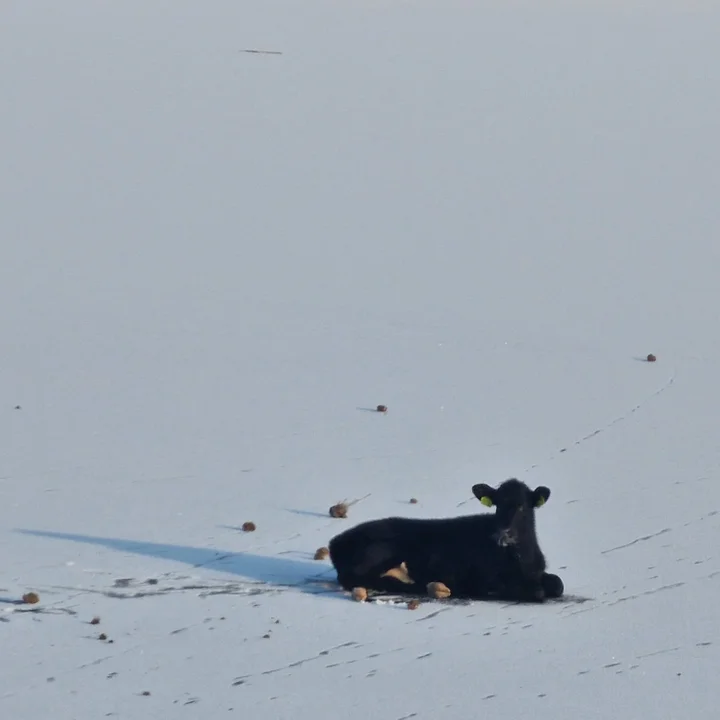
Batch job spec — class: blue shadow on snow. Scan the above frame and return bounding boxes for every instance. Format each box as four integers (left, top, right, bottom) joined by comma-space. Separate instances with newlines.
15, 529, 341, 599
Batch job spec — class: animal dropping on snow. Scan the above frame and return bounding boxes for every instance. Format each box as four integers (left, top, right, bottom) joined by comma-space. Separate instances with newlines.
329, 502, 348, 518
314, 546, 330, 560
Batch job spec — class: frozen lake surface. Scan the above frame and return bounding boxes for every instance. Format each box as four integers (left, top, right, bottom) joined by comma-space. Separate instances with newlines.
2, 1, 719, 717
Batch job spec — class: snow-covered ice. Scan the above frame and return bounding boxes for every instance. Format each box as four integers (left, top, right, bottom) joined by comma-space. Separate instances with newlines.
2, 1, 720, 717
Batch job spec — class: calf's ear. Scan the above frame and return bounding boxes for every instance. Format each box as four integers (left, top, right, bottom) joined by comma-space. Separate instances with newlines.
472, 483, 495, 507
533, 486, 551, 508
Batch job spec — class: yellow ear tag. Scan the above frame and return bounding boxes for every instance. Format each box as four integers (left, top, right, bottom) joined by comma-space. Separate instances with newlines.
480, 496, 493, 508
535, 496, 546, 508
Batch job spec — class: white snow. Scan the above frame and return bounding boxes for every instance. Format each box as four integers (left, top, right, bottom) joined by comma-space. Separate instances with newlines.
2, 1, 720, 717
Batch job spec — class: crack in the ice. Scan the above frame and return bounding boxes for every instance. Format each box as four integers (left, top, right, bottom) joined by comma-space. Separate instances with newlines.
457, 365, 677, 507
243, 641, 363, 679
601, 528, 672, 555
636, 646, 680, 659
412, 607, 453, 622
78, 655, 115, 669
566, 582, 684, 617
50, 580, 290, 601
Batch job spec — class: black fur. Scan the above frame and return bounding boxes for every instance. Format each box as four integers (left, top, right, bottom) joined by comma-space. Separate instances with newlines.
328, 478, 563, 603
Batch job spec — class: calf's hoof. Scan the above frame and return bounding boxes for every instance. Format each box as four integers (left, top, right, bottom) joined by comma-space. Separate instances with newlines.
542, 573, 564, 599
426, 581, 451, 599
381, 562, 414, 585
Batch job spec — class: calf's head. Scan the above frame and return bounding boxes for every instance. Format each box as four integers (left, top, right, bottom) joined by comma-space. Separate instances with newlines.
471, 478, 550, 547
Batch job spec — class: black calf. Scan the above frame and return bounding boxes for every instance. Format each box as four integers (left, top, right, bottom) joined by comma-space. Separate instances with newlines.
328, 478, 563, 602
